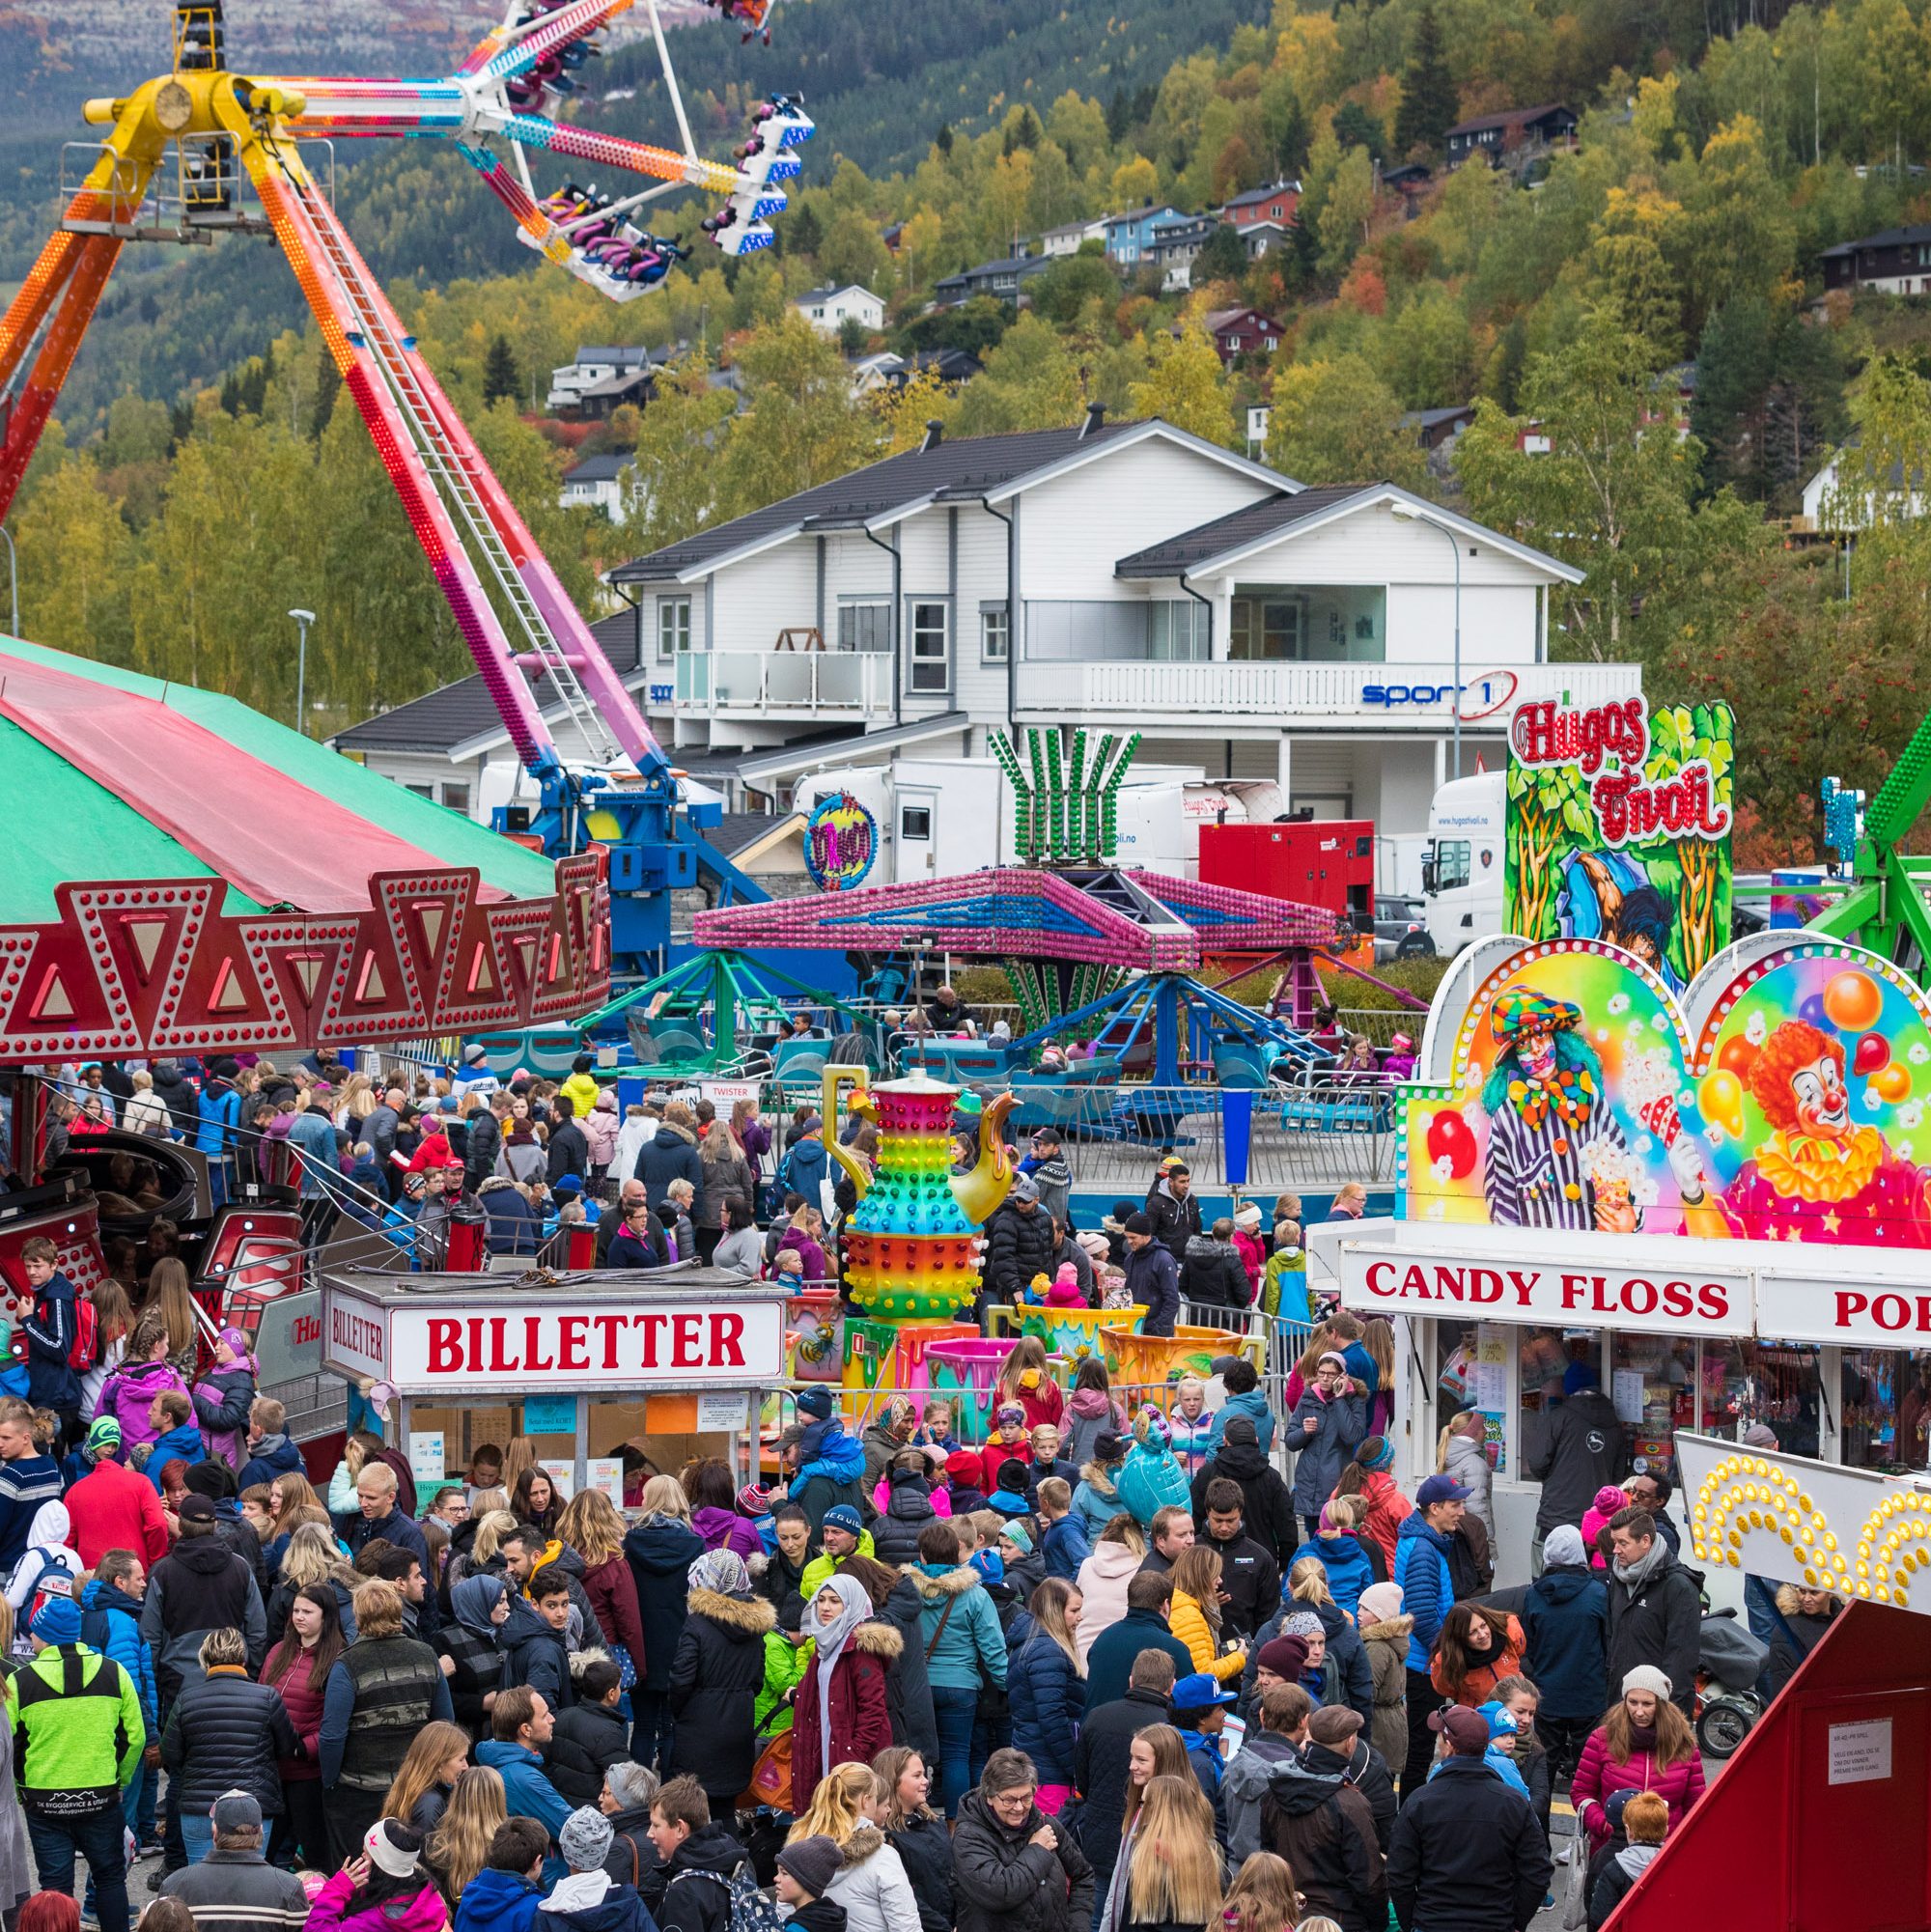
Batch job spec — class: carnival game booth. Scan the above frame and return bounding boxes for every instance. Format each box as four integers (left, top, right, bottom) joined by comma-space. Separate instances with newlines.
0, 635, 609, 1449
321, 1268, 788, 1495
1315, 930, 1931, 1583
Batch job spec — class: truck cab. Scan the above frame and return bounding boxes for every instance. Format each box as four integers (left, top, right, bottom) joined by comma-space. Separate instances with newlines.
1421, 770, 1505, 955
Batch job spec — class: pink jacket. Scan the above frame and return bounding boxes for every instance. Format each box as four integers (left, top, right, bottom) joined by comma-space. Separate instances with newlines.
1232, 1227, 1266, 1299
582, 1094, 621, 1167
1571, 1728, 1707, 1850
92, 1357, 188, 1448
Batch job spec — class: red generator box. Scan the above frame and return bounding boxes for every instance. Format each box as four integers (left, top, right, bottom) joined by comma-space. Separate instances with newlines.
1197, 819, 1375, 925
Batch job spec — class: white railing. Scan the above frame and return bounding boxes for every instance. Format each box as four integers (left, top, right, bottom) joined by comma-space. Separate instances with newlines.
673, 649, 893, 716
1015, 658, 1642, 725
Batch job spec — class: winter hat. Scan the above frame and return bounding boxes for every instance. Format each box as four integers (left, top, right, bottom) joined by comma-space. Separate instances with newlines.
1543, 1526, 1588, 1569
1742, 1423, 1779, 1449
1357, 1436, 1395, 1472
552, 1175, 583, 1201
463, 1044, 490, 1066
737, 1484, 773, 1517
1563, 1358, 1601, 1396
1621, 1665, 1674, 1701
1106, 1200, 1136, 1226
796, 1387, 835, 1422
998, 1522, 1034, 1556
1477, 1699, 1518, 1739
217, 1327, 250, 1357
210, 1057, 240, 1079
994, 1403, 1026, 1426
1257, 1636, 1308, 1679
775, 1835, 842, 1900
364, 1820, 421, 1879
1316, 1351, 1349, 1374
687, 1550, 752, 1595
821, 1504, 864, 1540
970, 1549, 1004, 1586
944, 1450, 980, 1482
995, 1458, 1030, 1496
1092, 1432, 1126, 1464
1593, 1485, 1628, 1516
185, 1461, 237, 1501
560, 1806, 615, 1872
1234, 1204, 1262, 1230
1054, 1263, 1080, 1288
30, 1592, 81, 1647
1123, 1213, 1153, 1236
1356, 1582, 1403, 1626
1277, 1610, 1325, 1642
84, 1416, 121, 1456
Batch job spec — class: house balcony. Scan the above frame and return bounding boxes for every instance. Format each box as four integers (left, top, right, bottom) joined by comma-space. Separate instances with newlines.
1012, 657, 1642, 732
672, 649, 894, 722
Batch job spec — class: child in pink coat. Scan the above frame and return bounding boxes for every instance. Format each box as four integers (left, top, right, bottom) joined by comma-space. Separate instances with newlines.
1581, 1484, 1627, 1568
1025, 1263, 1087, 1308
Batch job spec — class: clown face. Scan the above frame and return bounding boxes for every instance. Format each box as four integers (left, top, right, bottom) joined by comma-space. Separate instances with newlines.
1791, 1052, 1849, 1139
1518, 1026, 1558, 1083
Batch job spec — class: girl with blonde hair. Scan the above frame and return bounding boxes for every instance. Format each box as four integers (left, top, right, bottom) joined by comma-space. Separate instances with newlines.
1102, 1765, 1220, 1932
424, 1764, 506, 1909
789, 1763, 922, 1932
268, 1520, 357, 1646
993, 1335, 1063, 1431
1169, 1545, 1245, 1681
557, 1486, 648, 1670
498, 1436, 539, 1501
380, 1720, 471, 1831
1220, 1853, 1301, 1932
637, 1472, 691, 1520
143, 1257, 201, 1374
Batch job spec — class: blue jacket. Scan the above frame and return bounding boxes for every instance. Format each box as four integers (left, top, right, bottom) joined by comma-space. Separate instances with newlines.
776, 1135, 829, 1205
80, 1577, 157, 1730
286, 1108, 339, 1198
1177, 1726, 1229, 1845
1392, 1513, 1455, 1672
1429, 1744, 1530, 1800
790, 1428, 867, 1543
1040, 1511, 1091, 1582
21, 1272, 80, 1414
1301, 1532, 1376, 1621
1124, 1242, 1181, 1336
194, 1080, 239, 1157
236, 1433, 305, 1492
910, 1563, 1006, 1694
1203, 1388, 1276, 1458
1008, 1628, 1082, 1783
145, 1424, 206, 1491
1286, 1386, 1367, 1514
455, 1867, 545, 1932
633, 1124, 706, 1222
1070, 1470, 1123, 1542
476, 1738, 573, 1839
1522, 1563, 1610, 1721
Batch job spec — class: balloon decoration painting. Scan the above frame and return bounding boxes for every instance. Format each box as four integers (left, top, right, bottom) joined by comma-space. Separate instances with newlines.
1401, 934, 1931, 1249
803, 791, 879, 893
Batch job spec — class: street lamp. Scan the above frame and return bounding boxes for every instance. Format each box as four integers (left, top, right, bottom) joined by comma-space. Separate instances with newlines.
288, 608, 315, 734
1390, 501, 1463, 781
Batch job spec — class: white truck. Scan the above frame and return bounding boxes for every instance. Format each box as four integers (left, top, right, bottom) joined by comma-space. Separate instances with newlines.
1422, 770, 1505, 955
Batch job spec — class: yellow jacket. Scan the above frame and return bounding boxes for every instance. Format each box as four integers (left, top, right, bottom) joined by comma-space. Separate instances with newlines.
559, 1071, 602, 1119
1170, 1587, 1246, 1681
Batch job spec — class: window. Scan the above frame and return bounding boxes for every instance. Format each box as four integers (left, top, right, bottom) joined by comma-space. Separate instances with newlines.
908, 601, 949, 693
837, 601, 890, 654
406, 784, 434, 798
1433, 839, 1471, 891
980, 602, 1010, 663
901, 805, 933, 840
1148, 600, 1208, 659
658, 596, 691, 660
441, 783, 470, 815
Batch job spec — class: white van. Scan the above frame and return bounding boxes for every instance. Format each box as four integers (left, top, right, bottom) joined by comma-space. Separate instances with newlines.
1422, 770, 1505, 955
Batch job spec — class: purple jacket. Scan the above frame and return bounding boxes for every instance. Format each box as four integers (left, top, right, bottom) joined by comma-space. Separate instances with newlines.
93, 1358, 189, 1448
692, 1506, 764, 1563
305, 1870, 449, 1932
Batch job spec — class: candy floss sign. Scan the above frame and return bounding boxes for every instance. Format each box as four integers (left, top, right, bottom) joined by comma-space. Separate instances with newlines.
1505, 699, 1734, 988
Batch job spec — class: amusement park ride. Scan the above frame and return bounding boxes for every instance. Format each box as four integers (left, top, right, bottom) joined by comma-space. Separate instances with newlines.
0, 0, 802, 978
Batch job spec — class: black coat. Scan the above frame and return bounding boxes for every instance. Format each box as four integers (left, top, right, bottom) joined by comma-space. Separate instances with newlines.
1524, 1390, 1627, 1536
656, 1822, 751, 1932
435, 1620, 504, 1737
984, 1202, 1056, 1304
602, 1805, 668, 1913
873, 1470, 942, 1569
1197, 1531, 1279, 1640
1385, 1756, 1552, 1932
1122, 1244, 1181, 1336
1068, 1686, 1170, 1881
1179, 1236, 1247, 1310
1604, 1552, 1703, 1715
625, 1516, 706, 1695
547, 1118, 591, 1187
159, 1667, 299, 1816
1141, 1185, 1201, 1265
633, 1124, 706, 1220
1084, 1610, 1194, 1716
1190, 1440, 1298, 1568
876, 1573, 938, 1759
547, 1698, 633, 1808
1261, 1753, 1385, 1932
888, 1811, 955, 1932
1321, 1736, 1396, 1857
1522, 1564, 1610, 1721
667, 1586, 775, 1801
951, 1787, 1095, 1932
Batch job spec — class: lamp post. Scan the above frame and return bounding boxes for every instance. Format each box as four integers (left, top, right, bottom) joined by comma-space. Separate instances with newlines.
288, 608, 315, 734
0, 523, 16, 638
1390, 502, 1462, 781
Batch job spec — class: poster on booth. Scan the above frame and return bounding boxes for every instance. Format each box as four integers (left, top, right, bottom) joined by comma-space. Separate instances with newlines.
1405, 930, 1931, 1252
1504, 699, 1734, 991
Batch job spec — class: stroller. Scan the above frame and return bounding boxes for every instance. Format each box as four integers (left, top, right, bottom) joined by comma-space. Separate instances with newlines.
1695, 1607, 1769, 1757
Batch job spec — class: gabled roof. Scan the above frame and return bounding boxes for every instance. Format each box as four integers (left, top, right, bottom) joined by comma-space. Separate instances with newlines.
1398, 405, 1478, 430
1103, 203, 1183, 231
332, 609, 642, 757
608, 418, 1298, 585
570, 345, 650, 367
1446, 101, 1574, 137
1819, 224, 1931, 258
1112, 482, 1586, 584
1204, 307, 1280, 333
796, 284, 881, 305
937, 253, 1051, 287
1222, 180, 1301, 210
564, 453, 633, 484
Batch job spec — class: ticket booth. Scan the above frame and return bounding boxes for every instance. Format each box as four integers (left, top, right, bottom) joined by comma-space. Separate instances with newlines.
321, 1270, 790, 1498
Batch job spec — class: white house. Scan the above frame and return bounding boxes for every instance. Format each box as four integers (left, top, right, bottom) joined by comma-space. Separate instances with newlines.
1801, 442, 1925, 533
546, 345, 650, 414
1037, 216, 1109, 257
794, 284, 886, 338
595, 410, 1623, 845
560, 451, 632, 523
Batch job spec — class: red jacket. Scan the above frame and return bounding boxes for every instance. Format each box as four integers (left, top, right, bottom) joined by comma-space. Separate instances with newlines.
579, 1551, 649, 1673
1570, 1726, 1707, 1850
261, 1640, 327, 1780
788, 1619, 899, 1801
66, 1457, 170, 1569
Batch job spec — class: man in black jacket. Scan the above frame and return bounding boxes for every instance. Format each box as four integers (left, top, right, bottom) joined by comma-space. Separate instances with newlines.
547, 1098, 592, 1190
548, 1658, 632, 1808
1189, 1418, 1298, 1567
1083, 1576, 1194, 1713
1603, 1508, 1702, 1715
1524, 1368, 1627, 1555
982, 1178, 1055, 1308
1385, 1706, 1551, 1932
646, 1777, 751, 1932
158, 1790, 310, 1932
1195, 1479, 1281, 1639
1143, 1162, 1202, 1264
465, 1090, 509, 1197
139, 1498, 266, 1707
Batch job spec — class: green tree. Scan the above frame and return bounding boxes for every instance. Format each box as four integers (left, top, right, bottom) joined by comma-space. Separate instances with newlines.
1264, 354, 1425, 487
1190, 222, 1250, 287
952, 313, 1084, 434
623, 358, 742, 551
1394, 4, 1458, 156
1033, 249, 1123, 326
1316, 145, 1376, 277
786, 202, 825, 260
818, 208, 892, 295
1129, 323, 1236, 447
482, 333, 521, 406
713, 313, 880, 518
1332, 103, 1385, 162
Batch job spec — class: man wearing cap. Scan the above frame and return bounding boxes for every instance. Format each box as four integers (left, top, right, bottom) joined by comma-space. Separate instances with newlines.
1171, 1671, 1239, 1830
66, 1417, 171, 1569
159, 1789, 309, 1932
983, 1176, 1055, 1312
1259, 1693, 1386, 1930
1306, 1705, 1396, 1855
1143, 1160, 1201, 1266
1385, 1704, 1551, 1932
535, 1806, 655, 1932
12, 1587, 146, 1932
1120, 1215, 1181, 1337
798, 1503, 874, 1602
1390, 1475, 1466, 1801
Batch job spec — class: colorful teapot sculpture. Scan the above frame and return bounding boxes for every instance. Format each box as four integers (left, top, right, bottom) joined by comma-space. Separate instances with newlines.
821, 1065, 1016, 1321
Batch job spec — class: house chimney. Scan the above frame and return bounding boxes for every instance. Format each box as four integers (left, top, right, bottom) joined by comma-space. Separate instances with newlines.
921, 419, 944, 453
1081, 401, 1105, 439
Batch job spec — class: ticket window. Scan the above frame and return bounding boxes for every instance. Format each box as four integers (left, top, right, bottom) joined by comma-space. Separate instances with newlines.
399, 1401, 575, 1496
1699, 1339, 1825, 1459
1840, 1348, 1931, 1470
1610, 1333, 1696, 1483
585, 1394, 748, 1509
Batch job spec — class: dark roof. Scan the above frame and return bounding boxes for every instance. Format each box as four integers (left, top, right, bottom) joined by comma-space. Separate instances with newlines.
1399, 406, 1477, 429
1222, 180, 1301, 210
1382, 162, 1433, 184
1114, 484, 1369, 576
333, 608, 641, 755
565, 453, 632, 483
707, 811, 798, 857
611, 418, 1145, 584
936, 253, 1051, 289
1819, 224, 1931, 257
1445, 101, 1573, 136
571, 345, 650, 367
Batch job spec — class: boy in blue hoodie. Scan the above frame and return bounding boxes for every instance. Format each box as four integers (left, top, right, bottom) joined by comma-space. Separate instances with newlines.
786, 1388, 866, 1544
457, 1817, 549, 1932
136, 1390, 205, 1491
1170, 1673, 1235, 1845
1202, 1358, 1275, 1457
17, 1238, 81, 1451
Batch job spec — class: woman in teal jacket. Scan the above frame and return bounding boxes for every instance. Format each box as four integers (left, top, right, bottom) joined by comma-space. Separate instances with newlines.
1391, 1476, 1465, 1801
908, 1519, 1006, 1820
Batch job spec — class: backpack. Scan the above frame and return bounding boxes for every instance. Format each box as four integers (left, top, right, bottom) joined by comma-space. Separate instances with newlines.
668, 1858, 783, 1932
66, 1296, 98, 1374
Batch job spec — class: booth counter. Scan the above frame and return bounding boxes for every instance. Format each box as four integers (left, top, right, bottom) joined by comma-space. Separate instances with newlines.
322, 1268, 790, 1496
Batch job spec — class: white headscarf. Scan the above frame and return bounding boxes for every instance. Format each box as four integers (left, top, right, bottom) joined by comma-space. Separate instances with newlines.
810, 1575, 875, 1775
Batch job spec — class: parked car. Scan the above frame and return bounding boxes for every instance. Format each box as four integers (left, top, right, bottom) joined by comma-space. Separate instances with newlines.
1374, 895, 1435, 962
